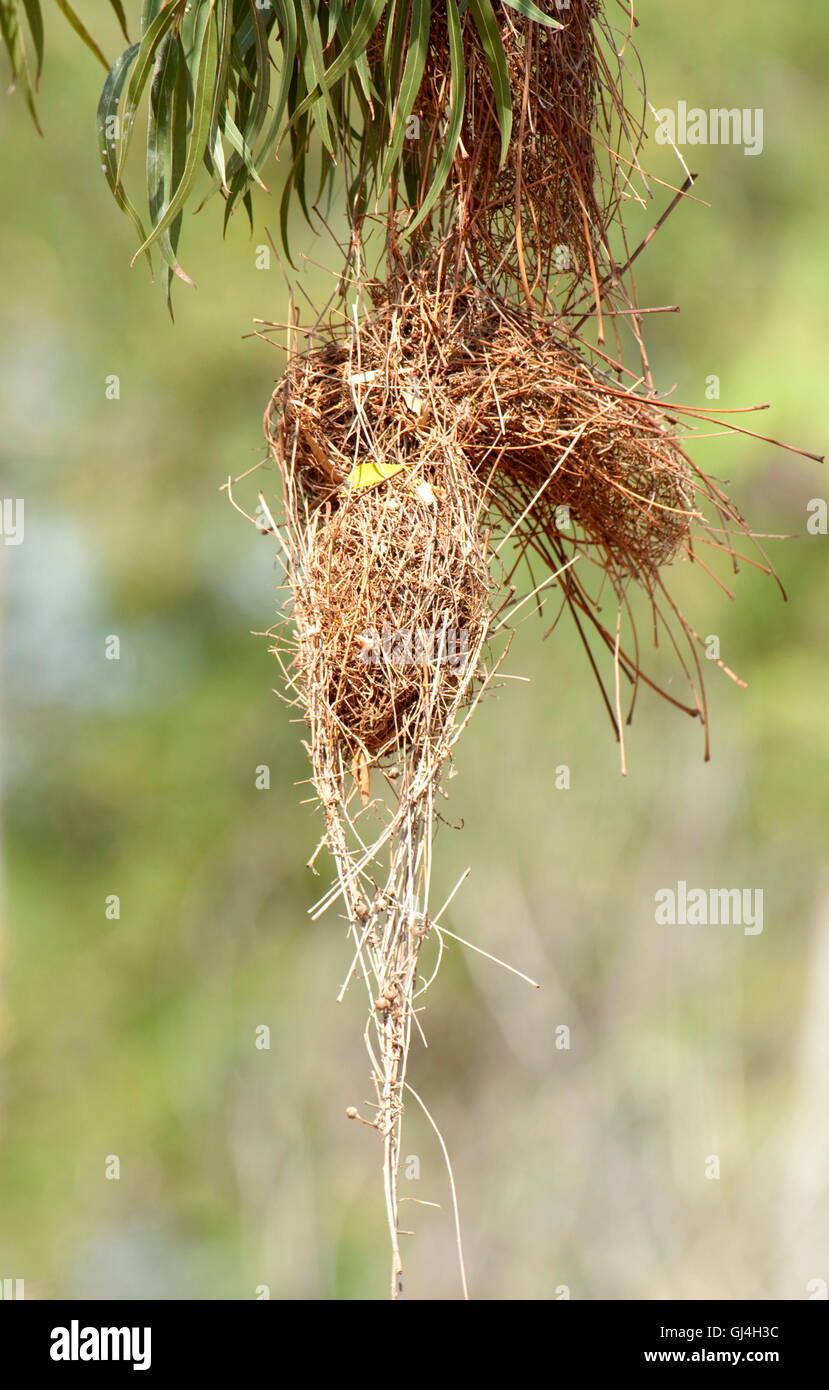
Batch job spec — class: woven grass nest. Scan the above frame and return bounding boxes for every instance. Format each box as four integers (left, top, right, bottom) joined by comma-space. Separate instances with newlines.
293, 452, 490, 769
269, 314, 696, 575
258, 277, 786, 1296
264, 286, 753, 769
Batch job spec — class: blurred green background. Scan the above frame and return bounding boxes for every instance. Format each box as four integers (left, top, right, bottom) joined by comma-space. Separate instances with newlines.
1, 3, 827, 1300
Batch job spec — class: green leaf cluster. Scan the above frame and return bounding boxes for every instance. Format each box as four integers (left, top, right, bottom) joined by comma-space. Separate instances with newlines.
1, 0, 563, 309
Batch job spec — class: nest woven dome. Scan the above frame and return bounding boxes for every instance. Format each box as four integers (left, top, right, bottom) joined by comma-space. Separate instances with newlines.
292, 458, 489, 763
267, 300, 696, 595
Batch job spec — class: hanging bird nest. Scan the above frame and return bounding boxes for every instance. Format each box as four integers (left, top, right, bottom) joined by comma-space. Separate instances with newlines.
264, 275, 770, 752
255, 274, 800, 1296
266, 287, 698, 576
262, 345, 502, 1296
292, 453, 491, 770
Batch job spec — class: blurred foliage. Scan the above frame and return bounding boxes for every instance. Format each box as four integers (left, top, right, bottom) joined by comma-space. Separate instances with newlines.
0, 2, 827, 1299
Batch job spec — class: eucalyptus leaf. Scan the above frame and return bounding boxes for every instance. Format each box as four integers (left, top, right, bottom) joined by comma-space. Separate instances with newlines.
147, 31, 195, 313
405, 0, 465, 237
130, 0, 218, 265
500, 0, 562, 28
0, 0, 42, 130
468, 0, 512, 167
21, 0, 42, 85
55, 0, 109, 72
115, 0, 182, 186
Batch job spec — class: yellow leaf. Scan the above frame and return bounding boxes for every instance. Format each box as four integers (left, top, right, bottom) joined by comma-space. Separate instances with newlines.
348, 459, 409, 491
